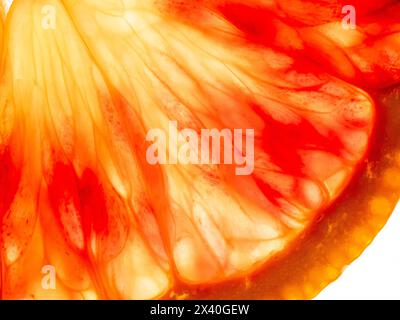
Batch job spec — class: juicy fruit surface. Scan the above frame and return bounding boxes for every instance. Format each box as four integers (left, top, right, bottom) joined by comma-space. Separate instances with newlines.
0, 0, 399, 299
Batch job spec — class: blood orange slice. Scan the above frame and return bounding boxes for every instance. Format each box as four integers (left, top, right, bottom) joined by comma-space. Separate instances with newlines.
0, 0, 399, 299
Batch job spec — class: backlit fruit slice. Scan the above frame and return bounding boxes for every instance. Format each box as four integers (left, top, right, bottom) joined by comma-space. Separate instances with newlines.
0, 0, 399, 300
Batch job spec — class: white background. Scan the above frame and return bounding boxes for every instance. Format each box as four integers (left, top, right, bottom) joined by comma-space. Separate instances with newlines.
316, 202, 400, 300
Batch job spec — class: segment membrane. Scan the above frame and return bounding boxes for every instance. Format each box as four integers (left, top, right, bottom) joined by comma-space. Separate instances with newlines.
2, 0, 399, 298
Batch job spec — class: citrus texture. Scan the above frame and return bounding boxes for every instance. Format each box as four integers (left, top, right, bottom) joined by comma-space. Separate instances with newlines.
0, 0, 399, 299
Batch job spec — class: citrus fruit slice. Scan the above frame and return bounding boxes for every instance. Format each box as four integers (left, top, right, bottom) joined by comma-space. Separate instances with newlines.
0, 0, 399, 300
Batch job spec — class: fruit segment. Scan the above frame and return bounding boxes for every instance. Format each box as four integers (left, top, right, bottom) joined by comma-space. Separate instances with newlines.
2, 0, 171, 299
0, 0, 399, 299
63, 0, 377, 285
